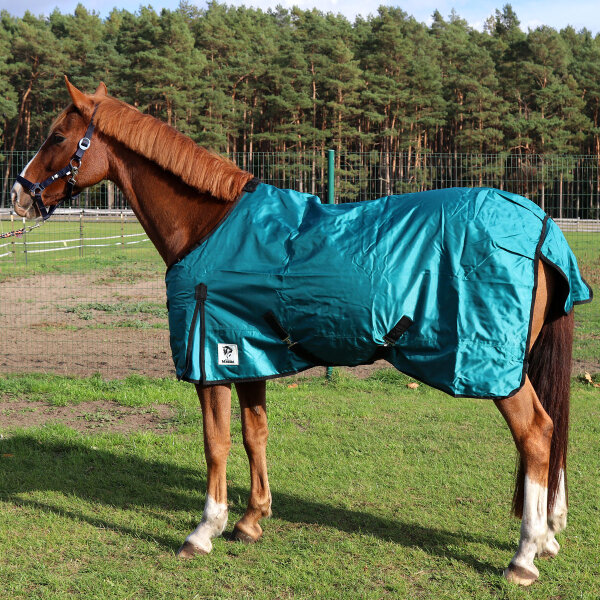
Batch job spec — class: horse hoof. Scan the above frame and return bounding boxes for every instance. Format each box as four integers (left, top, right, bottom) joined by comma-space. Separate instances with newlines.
232, 525, 261, 544
503, 563, 539, 586
540, 537, 560, 558
177, 541, 209, 558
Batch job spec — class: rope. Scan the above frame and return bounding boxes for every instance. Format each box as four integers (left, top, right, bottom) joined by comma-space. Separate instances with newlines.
0, 221, 43, 239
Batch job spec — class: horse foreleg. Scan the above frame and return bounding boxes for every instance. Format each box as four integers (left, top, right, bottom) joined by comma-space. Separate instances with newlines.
495, 377, 553, 586
178, 383, 232, 557
232, 380, 272, 543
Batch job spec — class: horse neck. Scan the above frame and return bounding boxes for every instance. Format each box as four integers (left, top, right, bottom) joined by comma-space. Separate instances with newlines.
105, 139, 238, 266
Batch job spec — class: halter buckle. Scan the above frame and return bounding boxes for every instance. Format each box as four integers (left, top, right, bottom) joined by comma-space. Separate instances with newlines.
31, 184, 44, 197
78, 137, 91, 151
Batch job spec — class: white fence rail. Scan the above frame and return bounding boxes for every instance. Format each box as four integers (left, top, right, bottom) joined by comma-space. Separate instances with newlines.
553, 218, 600, 232
0, 208, 138, 218
0, 209, 150, 261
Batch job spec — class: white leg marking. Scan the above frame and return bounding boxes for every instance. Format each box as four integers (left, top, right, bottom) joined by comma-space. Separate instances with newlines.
508, 476, 548, 579
542, 468, 567, 557
184, 494, 228, 554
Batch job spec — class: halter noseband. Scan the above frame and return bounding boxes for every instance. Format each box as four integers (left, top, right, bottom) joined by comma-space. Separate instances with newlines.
15, 106, 98, 221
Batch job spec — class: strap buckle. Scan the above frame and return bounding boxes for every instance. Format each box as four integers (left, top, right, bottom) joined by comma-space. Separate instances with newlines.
31, 184, 44, 197
78, 137, 91, 151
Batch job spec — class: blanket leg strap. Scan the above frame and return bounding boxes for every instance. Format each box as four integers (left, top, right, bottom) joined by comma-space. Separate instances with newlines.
263, 310, 335, 366
262, 311, 414, 367
383, 316, 414, 346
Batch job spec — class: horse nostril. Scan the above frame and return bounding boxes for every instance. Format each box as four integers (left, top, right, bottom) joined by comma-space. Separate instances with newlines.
11, 186, 34, 218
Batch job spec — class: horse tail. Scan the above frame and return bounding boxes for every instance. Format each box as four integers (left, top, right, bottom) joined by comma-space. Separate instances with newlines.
512, 309, 574, 518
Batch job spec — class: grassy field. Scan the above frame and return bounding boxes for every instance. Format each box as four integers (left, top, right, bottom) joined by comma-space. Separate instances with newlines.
0, 218, 161, 281
1, 370, 599, 599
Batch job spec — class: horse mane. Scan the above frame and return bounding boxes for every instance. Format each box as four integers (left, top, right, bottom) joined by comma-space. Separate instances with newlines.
73, 97, 253, 202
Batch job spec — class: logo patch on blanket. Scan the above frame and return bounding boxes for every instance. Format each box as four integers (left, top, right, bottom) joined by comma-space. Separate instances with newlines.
217, 343, 238, 366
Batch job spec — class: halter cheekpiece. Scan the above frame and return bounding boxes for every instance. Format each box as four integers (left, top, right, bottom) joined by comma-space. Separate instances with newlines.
15, 105, 98, 221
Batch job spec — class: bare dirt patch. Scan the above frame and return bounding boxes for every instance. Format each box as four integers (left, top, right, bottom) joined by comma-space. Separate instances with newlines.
0, 271, 398, 380
0, 272, 172, 378
0, 399, 175, 434
0, 272, 596, 379
573, 359, 600, 376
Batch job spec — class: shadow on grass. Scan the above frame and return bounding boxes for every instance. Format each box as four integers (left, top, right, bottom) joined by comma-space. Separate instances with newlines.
0, 433, 511, 575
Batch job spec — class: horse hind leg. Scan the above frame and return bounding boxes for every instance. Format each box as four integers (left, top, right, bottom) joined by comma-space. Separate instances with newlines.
178, 384, 232, 557
232, 380, 272, 543
523, 260, 572, 561
495, 377, 553, 586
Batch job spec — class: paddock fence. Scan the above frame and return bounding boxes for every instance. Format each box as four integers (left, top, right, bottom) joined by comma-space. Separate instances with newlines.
1, 151, 598, 377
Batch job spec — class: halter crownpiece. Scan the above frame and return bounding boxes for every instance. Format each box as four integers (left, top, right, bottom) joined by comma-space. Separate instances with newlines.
15, 105, 98, 221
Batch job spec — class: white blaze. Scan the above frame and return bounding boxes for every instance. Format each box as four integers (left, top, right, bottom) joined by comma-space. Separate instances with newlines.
11, 153, 38, 207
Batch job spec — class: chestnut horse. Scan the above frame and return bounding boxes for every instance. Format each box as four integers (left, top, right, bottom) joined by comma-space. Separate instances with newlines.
11, 78, 578, 586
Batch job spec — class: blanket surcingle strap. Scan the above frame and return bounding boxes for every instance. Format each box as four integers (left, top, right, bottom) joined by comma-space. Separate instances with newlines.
165, 184, 592, 398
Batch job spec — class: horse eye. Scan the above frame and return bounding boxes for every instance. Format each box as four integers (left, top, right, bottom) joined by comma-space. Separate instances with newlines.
52, 133, 66, 144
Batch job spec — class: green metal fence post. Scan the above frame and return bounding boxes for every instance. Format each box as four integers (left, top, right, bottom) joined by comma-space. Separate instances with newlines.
327, 148, 335, 205
326, 149, 335, 381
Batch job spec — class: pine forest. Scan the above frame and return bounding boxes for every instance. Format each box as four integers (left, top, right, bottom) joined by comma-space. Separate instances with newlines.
2, 2, 600, 214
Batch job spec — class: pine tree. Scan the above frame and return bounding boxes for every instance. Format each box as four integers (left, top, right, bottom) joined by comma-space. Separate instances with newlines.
48, 5, 104, 93
2, 12, 64, 147
145, 9, 205, 134
1, 2, 600, 185
433, 12, 506, 157
0, 18, 17, 150
0, 11, 64, 204
358, 7, 417, 194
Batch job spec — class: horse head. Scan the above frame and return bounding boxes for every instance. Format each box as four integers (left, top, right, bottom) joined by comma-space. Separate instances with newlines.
11, 77, 110, 220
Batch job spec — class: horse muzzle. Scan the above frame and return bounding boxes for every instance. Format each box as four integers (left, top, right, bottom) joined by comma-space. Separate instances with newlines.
11, 184, 38, 219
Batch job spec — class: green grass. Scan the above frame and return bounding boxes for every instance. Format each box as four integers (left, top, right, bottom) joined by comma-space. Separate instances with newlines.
1, 371, 599, 599
564, 231, 600, 269
573, 292, 600, 364
0, 250, 163, 283
0, 219, 162, 281
62, 301, 168, 321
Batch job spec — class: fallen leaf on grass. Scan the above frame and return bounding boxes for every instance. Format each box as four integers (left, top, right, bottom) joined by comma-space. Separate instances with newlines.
407, 382, 419, 389
584, 371, 593, 384
287, 383, 298, 389
2, 454, 14, 458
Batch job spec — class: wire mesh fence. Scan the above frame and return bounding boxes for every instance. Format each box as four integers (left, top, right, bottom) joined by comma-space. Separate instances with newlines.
1, 151, 598, 377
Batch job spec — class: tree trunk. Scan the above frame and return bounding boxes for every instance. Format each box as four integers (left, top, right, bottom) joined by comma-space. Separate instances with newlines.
2, 75, 35, 205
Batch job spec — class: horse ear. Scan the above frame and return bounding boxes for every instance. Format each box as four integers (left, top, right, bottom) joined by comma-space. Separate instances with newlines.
94, 82, 107, 97
64, 75, 94, 115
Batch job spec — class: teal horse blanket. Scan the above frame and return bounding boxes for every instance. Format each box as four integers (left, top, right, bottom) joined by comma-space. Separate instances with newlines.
165, 184, 592, 398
